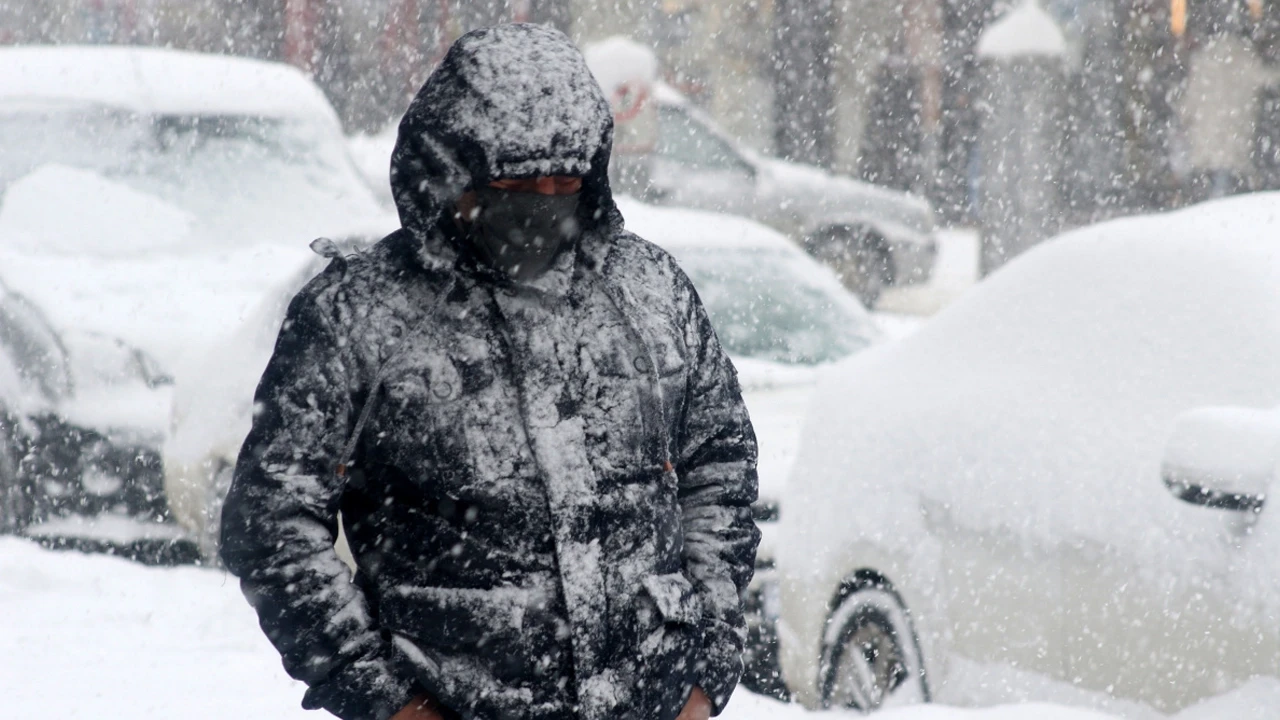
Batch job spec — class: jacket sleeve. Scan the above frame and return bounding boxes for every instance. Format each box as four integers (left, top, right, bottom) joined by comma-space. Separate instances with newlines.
674, 284, 761, 715
219, 287, 417, 720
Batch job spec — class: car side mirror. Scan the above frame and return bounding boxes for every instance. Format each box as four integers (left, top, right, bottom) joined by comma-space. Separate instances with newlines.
1160, 407, 1280, 514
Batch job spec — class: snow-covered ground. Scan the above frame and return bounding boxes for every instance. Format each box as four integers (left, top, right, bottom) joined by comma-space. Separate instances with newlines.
3, 539, 1274, 720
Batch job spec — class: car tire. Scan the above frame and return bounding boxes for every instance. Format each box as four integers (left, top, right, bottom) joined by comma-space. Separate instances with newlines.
819, 573, 929, 712
804, 227, 891, 308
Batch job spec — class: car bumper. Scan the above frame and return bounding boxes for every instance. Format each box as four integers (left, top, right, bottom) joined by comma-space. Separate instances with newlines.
886, 231, 939, 287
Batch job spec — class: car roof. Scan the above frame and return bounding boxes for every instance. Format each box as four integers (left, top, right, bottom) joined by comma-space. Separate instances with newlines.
616, 196, 795, 253
0, 45, 339, 124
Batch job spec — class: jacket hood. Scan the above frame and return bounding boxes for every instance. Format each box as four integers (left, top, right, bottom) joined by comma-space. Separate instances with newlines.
390, 24, 622, 272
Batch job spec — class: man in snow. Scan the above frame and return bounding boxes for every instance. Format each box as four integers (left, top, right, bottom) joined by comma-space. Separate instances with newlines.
219, 24, 759, 720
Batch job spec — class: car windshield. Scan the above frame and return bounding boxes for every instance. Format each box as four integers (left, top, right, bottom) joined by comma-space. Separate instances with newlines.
0, 104, 373, 240
655, 105, 749, 172
672, 246, 873, 365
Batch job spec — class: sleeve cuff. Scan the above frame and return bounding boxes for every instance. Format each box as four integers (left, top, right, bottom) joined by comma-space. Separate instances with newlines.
301, 651, 418, 720
697, 625, 745, 716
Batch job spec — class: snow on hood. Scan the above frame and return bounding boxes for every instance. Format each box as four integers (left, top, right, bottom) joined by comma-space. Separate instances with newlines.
0, 165, 193, 257
782, 192, 1280, 604
389, 23, 620, 274
0, 45, 340, 125
977, 0, 1068, 60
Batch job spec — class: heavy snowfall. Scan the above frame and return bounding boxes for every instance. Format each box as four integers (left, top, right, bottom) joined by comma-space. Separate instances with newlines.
2, 1, 1280, 719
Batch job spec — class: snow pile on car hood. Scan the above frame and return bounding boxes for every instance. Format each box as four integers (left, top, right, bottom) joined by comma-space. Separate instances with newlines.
0, 165, 194, 256
781, 192, 1280, 604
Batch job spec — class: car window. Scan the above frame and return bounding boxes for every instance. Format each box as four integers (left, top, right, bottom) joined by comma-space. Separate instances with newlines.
673, 246, 873, 366
0, 106, 146, 190
656, 105, 751, 173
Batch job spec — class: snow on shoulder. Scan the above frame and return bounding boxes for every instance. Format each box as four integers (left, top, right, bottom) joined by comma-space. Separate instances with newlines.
977, 0, 1067, 60
0, 45, 338, 124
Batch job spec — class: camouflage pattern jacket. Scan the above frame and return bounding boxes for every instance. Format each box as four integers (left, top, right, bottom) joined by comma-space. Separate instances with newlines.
220, 23, 759, 720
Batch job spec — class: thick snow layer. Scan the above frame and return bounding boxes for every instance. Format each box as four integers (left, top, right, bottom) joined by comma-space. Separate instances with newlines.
1162, 406, 1280, 495
779, 193, 1280, 706
0, 165, 194, 257
977, 0, 1067, 60
786, 192, 1280, 570
0, 45, 340, 124
0, 537, 1158, 720
0, 163, 394, 373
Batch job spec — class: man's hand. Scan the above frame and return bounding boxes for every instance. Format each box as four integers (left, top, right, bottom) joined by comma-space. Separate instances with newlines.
391, 694, 444, 720
676, 686, 713, 720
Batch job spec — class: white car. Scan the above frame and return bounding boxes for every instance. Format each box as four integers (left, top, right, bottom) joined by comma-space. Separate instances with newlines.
777, 193, 1280, 714
0, 276, 187, 562
643, 84, 938, 307
0, 45, 397, 372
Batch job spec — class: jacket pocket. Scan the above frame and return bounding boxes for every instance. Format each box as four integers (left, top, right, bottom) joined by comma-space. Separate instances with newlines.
641, 572, 703, 626
378, 585, 533, 650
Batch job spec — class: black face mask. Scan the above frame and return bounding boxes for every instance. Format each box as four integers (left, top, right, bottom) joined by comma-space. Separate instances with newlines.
467, 187, 581, 280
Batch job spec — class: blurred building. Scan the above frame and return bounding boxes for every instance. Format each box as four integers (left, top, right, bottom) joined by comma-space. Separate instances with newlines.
18, 0, 1280, 224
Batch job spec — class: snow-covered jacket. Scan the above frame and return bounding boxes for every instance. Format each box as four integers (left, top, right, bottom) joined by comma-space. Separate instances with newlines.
219, 24, 759, 720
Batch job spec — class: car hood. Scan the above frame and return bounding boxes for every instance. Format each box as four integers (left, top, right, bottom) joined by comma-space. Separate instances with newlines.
0, 164, 396, 374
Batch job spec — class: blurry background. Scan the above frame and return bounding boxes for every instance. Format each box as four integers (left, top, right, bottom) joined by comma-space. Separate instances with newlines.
5, 0, 1278, 230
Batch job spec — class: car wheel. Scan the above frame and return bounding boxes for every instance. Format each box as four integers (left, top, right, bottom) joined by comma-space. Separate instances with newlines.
819, 574, 929, 712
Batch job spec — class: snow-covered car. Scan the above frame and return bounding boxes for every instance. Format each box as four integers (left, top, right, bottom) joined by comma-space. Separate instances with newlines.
0, 45, 394, 561
0, 45, 397, 372
581, 37, 938, 307
0, 278, 188, 563
777, 193, 1280, 714
645, 86, 937, 307
162, 198, 878, 690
